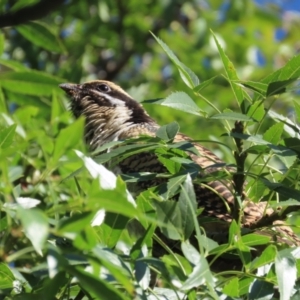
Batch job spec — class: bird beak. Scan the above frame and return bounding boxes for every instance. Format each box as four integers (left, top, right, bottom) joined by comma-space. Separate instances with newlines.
59, 83, 81, 95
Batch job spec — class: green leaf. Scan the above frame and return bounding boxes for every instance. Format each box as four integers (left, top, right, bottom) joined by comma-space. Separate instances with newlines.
275, 251, 297, 300
241, 234, 271, 247
266, 79, 296, 96
87, 179, 139, 220
0, 263, 14, 289
16, 21, 65, 53
136, 190, 157, 232
18, 207, 48, 255
157, 156, 181, 174
293, 101, 300, 122
66, 266, 128, 300
228, 220, 240, 245
250, 245, 277, 271
0, 71, 65, 96
130, 225, 154, 260
52, 118, 84, 163
58, 211, 94, 234
262, 179, 300, 200
228, 132, 268, 144
263, 122, 284, 144
97, 212, 129, 248
246, 144, 270, 155
249, 280, 274, 300
0, 124, 17, 149
181, 255, 215, 291
240, 80, 268, 96
51, 91, 63, 127
193, 76, 217, 92
268, 199, 300, 208
211, 112, 253, 121
247, 180, 268, 200
0, 59, 29, 71
238, 277, 255, 296
73, 226, 98, 250
212, 32, 244, 104
135, 253, 151, 290
0, 87, 7, 113
156, 122, 179, 141
284, 137, 300, 153
94, 142, 159, 164
151, 33, 199, 89
223, 277, 239, 297
153, 200, 182, 240
236, 238, 251, 270
262, 53, 300, 86
162, 175, 187, 199
268, 110, 300, 137
178, 175, 197, 240
40, 272, 69, 300
246, 100, 265, 121
0, 33, 4, 56
92, 247, 134, 294
11, 0, 40, 11
145, 92, 203, 116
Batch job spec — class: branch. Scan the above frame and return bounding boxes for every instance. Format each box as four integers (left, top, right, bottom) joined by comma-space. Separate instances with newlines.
0, 0, 64, 28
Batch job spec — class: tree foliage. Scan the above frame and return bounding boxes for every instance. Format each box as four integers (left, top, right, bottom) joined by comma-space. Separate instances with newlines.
1, 0, 300, 299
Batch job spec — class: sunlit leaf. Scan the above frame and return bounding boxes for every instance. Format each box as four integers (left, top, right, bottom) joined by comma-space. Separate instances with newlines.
275, 251, 297, 300
212, 32, 244, 104
250, 245, 276, 271
223, 277, 239, 297
145, 92, 203, 116
18, 207, 48, 256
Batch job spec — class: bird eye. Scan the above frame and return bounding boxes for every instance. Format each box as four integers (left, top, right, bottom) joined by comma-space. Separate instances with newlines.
97, 84, 110, 93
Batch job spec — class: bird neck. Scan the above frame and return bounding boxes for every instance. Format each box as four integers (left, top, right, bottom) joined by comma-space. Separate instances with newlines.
81, 104, 157, 150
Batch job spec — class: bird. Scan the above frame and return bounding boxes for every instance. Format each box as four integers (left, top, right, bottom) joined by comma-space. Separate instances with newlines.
59, 80, 300, 247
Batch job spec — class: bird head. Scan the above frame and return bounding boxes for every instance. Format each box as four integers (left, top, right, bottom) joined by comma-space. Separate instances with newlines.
59, 80, 155, 148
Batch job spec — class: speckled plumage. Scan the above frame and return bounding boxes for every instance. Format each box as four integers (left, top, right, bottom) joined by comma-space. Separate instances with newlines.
60, 80, 300, 246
